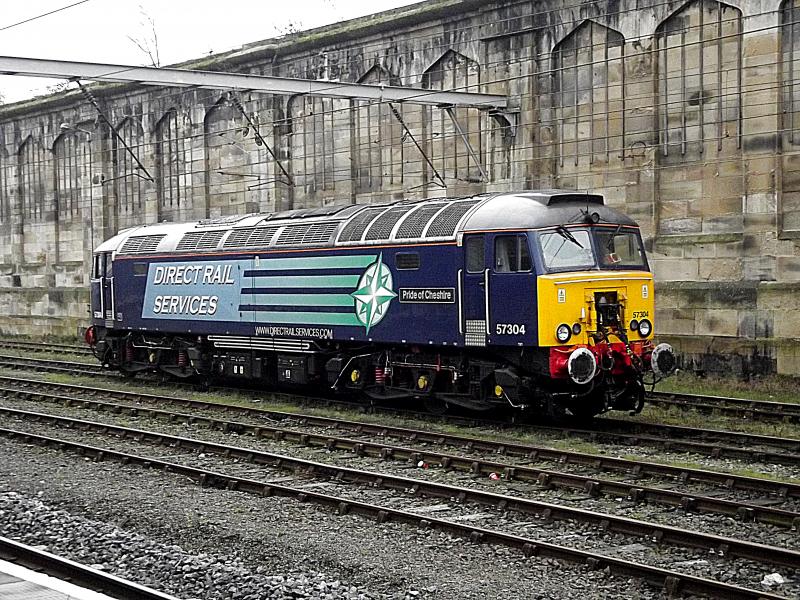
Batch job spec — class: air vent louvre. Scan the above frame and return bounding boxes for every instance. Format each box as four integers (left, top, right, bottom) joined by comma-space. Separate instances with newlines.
394, 203, 447, 239
364, 205, 415, 241
425, 199, 482, 238
275, 222, 339, 246
119, 234, 166, 254
338, 207, 388, 243
176, 230, 226, 251
222, 227, 280, 249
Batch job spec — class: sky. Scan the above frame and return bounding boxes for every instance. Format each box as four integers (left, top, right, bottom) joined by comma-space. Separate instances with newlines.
0, 0, 421, 103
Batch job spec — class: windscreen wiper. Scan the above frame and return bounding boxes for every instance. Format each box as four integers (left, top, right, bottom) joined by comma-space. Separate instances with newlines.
556, 226, 583, 248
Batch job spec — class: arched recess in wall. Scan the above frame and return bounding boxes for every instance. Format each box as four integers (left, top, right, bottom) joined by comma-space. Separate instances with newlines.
422, 50, 484, 189
52, 127, 91, 222
655, 0, 743, 236
17, 135, 46, 223
204, 96, 269, 216
780, 0, 800, 236
352, 64, 403, 196
154, 107, 187, 221
552, 21, 625, 187
113, 116, 146, 227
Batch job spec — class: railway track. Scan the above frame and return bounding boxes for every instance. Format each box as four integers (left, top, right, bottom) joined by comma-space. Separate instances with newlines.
0, 355, 105, 375
4, 343, 800, 426
0, 339, 91, 356
0, 410, 795, 600
650, 389, 800, 424
1, 370, 798, 469
1, 376, 798, 528
0, 535, 177, 600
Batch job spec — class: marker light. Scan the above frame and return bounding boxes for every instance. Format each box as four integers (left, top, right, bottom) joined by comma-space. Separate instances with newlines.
556, 324, 572, 343
638, 319, 652, 337
572, 323, 582, 335
629, 319, 639, 331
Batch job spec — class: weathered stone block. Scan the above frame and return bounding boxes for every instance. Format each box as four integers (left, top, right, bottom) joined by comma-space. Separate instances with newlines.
696, 309, 740, 337
652, 257, 699, 281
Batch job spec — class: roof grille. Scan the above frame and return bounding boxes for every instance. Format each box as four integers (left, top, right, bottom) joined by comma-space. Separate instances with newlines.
275, 222, 339, 246
222, 227, 280, 249
395, 203, 448, 239
364, 205, 416, 241
119, 234, 166, 254
176, 230, 226, 251
337, 206, 388, 243
425, 199, 482, 238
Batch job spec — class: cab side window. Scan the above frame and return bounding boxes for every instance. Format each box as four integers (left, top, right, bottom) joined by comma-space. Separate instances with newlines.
103, 254, 113, 278
466, 236, 485, 273
92, 255, 102, 279
494, 236, 531, 272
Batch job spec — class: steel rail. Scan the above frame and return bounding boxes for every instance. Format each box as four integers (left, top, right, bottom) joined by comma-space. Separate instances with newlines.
4, 354, 800, 459
649, 390, 800, 424
596, 417, 800, 453
3, 385, 796, 529
0, 535, 178, 600
0, 339, 90, 355
2, 362, 800, 463
3, 406, 800, 570
2, 376, 799, 501
0, 426, 790, 600
0, 355, 104, 375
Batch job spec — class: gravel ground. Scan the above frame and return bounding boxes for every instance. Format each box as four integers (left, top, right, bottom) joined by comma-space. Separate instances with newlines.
2, 399, 800, 528
0, 438, 669, 600
1, 410, 797, 599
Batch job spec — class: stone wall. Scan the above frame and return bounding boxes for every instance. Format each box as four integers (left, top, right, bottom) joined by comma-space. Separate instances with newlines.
0, 0, 798, 373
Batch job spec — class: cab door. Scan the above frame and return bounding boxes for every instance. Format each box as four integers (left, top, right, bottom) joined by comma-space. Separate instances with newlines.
461, 234, 488, 346
101, 253, 115, 322
488, 233, 535, 345
90, 254, 103, 320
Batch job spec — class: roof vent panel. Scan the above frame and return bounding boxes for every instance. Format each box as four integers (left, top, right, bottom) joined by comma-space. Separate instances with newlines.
337, 206, 389, 243
425, 199, 482, 238
364, 205, 416, 241
176, 230, 226, 251
394, 203, 448, 239
119, 234, 166, 254
222, 227, 280, 249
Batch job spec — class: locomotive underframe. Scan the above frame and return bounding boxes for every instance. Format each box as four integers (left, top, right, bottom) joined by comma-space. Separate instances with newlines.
91, 328, 646, 417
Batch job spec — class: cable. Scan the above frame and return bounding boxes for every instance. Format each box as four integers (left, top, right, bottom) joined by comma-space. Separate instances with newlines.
0, 0, 90, 33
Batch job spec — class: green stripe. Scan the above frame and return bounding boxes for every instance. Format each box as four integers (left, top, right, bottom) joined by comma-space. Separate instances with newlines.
247, 275, 361, 288
256, 255, 376, 270
247, 311, 361, 326
249, 294, 354, 307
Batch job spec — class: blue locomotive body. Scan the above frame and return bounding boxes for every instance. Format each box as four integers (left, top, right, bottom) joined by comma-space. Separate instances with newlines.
87, 191, 675, 416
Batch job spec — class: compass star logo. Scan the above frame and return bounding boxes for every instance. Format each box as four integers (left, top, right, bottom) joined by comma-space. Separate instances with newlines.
351, 253, 397, 333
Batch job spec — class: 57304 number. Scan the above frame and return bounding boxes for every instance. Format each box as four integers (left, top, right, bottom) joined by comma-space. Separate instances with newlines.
496, 323, 526, 335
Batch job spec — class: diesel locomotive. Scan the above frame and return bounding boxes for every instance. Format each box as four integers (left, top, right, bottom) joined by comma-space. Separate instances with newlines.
86, 190, 676, 417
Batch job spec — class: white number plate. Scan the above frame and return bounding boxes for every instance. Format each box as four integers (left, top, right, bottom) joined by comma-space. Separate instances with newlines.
495, 323, 526, 335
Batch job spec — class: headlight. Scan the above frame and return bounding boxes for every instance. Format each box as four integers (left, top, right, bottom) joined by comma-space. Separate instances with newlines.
556, 323, 571, 343
638, 319, 652, 337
